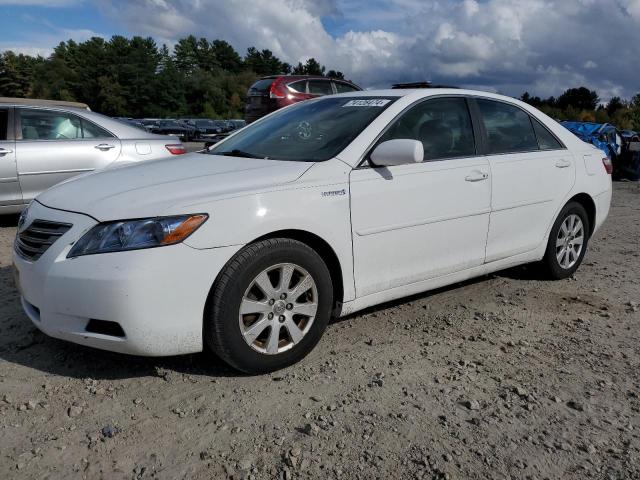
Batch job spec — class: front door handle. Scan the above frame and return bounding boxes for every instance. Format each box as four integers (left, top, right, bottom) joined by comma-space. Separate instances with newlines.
94, 144, 116, 151
465, 170, 489, 182
555, 159, 571, 168
0, 147, 13, 156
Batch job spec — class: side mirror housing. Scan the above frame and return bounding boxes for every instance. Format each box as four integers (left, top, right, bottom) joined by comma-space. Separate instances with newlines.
369, 139, 424, 167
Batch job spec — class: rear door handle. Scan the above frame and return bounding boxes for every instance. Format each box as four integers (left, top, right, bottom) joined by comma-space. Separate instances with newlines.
465, 170, 489, 182
0, 147, 13, 155
555, 159, 571, 168
94, 144, 116, 151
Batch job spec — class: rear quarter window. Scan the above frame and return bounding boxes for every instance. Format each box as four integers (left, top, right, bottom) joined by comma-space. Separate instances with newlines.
81, 119, 114, 138
308, 80, 333, 95
532, 118, 564, 150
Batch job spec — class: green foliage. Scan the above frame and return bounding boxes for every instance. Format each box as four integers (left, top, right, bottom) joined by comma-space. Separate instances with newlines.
292, 58, 325, 76
556, 87, 599, 111
522, 87, 640, 132
244, 47, 291, 76
0, 35, 339, 119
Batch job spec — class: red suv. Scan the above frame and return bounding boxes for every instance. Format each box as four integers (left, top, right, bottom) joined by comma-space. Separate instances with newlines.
244, 75, 362, 123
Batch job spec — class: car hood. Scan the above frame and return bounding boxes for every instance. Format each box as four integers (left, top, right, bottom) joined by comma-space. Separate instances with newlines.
36, 153, 314, 221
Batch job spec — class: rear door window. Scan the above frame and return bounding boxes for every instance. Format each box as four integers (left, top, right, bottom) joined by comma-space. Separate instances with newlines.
334, 81, 359, 93
476, 99, 539, 154
308, 80, 333, 95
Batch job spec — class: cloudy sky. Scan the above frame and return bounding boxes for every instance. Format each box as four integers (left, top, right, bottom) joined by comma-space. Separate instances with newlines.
1, 0, 639, 100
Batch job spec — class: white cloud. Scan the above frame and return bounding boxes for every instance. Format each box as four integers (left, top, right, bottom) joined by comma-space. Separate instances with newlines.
0, 44, 53, 57
86, 0, 640, 100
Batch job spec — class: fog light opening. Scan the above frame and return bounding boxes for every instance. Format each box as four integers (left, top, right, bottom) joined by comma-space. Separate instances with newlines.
85, 319, 126, 338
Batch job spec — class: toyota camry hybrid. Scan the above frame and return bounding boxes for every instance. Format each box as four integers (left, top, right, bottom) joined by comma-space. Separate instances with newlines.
13, 89, 612, 374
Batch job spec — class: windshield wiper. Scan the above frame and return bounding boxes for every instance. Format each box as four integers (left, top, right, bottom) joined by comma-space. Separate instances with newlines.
216, 149, 264, 159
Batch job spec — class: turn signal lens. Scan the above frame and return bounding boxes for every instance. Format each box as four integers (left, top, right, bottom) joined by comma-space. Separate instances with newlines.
602, 157, 613, 174
161, 214, 208, 244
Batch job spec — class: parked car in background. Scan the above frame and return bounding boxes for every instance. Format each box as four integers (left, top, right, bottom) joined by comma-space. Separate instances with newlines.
226, 119, 247, 131
561, 122, 622, 159
147, 119, 195, 141
0, 98, 186, 213
244, 75, 361, 123
182, 119, 222, 135
14, 89, 611, 373
562, 121, 640, 180
115, 117, 149, 131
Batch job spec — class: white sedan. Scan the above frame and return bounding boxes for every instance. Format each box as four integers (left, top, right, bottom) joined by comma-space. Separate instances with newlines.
13, 89, 612, 373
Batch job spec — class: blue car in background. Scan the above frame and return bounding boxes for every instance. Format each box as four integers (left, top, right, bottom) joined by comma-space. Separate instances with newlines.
561, 122, 622, 159
562, 121, 640, 181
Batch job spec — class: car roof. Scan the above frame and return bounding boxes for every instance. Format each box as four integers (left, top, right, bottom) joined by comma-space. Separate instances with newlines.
0, 97, 90, 110
258, 75, 359, 86
326, 88, 521, 101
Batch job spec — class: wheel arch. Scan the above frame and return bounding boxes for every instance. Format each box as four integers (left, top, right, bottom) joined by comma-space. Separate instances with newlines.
568, 192, 596, 237
248, 229, 345, 312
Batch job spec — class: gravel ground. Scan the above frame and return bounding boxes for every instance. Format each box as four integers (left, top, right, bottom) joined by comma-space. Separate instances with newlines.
0, 182, 639, 480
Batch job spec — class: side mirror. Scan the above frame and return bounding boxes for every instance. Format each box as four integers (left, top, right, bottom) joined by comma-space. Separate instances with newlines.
369, 139, 424, 167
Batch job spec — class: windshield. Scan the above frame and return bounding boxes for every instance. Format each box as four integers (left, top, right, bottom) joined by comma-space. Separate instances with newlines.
207, 96, 397, 162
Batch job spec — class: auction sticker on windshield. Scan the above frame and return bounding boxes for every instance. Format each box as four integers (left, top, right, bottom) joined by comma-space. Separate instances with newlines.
343, 99, 391, 107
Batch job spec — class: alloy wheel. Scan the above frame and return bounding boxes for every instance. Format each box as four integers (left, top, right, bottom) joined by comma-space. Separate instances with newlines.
555, 214, 584, 270
239, 263, 318, 355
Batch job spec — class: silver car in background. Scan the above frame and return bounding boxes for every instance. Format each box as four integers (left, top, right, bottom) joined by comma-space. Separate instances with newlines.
0, 97, 186, 214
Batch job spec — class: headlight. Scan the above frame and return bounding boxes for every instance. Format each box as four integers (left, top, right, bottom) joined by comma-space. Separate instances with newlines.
67, 214, 208, 258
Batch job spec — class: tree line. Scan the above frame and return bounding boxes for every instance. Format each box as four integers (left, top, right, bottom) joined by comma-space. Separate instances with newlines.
1, 34, 640, 131
0, 35, 346, 119
521, 86, 640, 131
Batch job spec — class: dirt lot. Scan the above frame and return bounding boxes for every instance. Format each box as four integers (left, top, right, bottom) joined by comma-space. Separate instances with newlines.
0, 183, 639, 480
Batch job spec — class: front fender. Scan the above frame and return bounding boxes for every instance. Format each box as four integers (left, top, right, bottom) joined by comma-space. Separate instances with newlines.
180, 159, 355, 302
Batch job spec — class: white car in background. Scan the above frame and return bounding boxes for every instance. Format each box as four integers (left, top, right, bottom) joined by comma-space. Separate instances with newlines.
0, 97, 186, 214
13, 89, 612, 373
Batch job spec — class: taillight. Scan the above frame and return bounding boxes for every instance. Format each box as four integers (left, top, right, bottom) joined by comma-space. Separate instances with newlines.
269, 81, 287, 99
602, 157, 613, 174
166, 144, 186, 155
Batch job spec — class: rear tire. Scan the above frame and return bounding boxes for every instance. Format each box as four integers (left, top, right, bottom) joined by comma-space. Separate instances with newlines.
204, 238, 333, 374
540, 201, 590, 279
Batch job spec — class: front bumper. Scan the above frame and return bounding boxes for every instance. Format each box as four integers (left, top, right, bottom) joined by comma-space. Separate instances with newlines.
13, 201, 241, 356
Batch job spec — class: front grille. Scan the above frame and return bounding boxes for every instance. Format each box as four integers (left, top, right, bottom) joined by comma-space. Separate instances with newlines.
15, 219, 72, 261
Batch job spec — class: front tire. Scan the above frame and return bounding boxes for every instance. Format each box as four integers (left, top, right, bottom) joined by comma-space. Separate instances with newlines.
204, 238, 333, 374
541, 201, 590, 279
